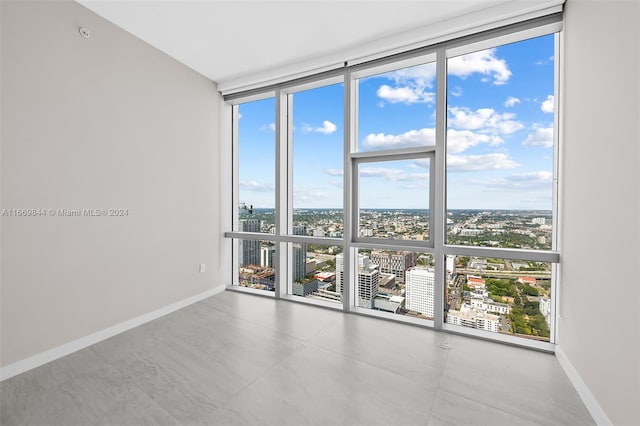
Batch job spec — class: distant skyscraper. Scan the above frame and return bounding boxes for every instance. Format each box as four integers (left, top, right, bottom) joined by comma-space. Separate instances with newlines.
336, 252, 379, 308
405, 267, 435, 317
239, 219, 260, 266
370, 250, 416, 284
292, 225, 307, 282
532, 217, 547, 225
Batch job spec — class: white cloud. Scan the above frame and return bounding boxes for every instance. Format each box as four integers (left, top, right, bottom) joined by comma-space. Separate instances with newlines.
522, 126, 553, 148
360, 167, 428, 182
377, 85, 434, 104
325, 168, 343, 176
448, 107, 523, 135
317, 120, 337, 134
387, 63, 437, 86
448, 48, 512, 85
293, 187, 329, 202
376, 50, 510, 108
302, 120, 337, 135
239, 181, 275, 192
447, 153, 520, 172
363, 127, 504, 154
329, 179, 343, 188
261, 123, 275, 131
468, 171, 553, 190
504, 97, 520, 107
450, 87, 463, 97
446, 129, 498, 154
376, 62, 436, 105
362, 128, 435, 150
535, 55, 554, 65
541, 95, 554, 113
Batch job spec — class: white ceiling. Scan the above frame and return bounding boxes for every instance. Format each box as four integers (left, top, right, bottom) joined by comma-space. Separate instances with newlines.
77, 1, 562, 90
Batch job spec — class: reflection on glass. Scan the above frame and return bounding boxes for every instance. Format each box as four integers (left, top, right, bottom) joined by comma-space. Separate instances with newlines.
289, 242, 342, 304
358, 159, 430, 240
237, 239, 276, 292
445, 255, 552, 341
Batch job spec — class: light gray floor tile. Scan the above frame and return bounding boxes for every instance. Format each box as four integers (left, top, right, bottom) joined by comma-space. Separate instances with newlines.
225, 344, 436, 426
427, 390, 540, 426
440, 334, 595, 426
308, 313, 451, 383
221, 297, 341, 341
1, 291, 596, 426
200, 290, 274, 316
1, 349, 178, 426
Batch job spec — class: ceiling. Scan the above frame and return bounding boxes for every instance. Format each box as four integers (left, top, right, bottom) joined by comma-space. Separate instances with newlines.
77, 1, 561, 90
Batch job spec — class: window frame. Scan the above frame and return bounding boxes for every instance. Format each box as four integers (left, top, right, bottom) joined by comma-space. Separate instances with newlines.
224, 15, 563, 351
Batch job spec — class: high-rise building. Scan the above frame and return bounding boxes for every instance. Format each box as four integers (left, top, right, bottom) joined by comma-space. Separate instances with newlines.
239, 219, 261, 266
260, 244, 275, 268
335, 252, 379, 308
405, 267, 435, 317
446, 255, 457, 280
370, 250, 416, 283
292, 225, 307, 282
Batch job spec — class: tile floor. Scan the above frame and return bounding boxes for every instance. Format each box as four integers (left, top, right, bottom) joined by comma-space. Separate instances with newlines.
0, 290, 595, 425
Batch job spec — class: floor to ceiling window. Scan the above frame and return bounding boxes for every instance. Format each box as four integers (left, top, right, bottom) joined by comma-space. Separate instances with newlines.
225, 17, 560, 350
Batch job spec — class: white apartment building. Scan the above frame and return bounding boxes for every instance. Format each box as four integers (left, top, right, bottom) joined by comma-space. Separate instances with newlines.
335, 253, 380, 309
405, 267, 435, 318
446, 308, 501, 333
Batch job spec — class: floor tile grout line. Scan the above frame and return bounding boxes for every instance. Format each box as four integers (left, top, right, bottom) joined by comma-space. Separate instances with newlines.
430, 387, 546, 426
220, 337, 310, 404
81, 346, 184, 426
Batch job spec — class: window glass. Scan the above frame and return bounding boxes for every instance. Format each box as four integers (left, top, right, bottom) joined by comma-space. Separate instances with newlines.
358, 159, 430, 241
348, 249, 435, 321
357, 62, 436, 152
446, 35, 555, 250
289, 242, 342, 304
291, 83, 344, 236
236, 239, 276, 292
445, 255, 552, 341
237, 98, 276, 233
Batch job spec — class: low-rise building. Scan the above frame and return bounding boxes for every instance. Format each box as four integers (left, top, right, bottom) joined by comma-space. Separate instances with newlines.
293, 279, 318, 297
446, 308, 500, 333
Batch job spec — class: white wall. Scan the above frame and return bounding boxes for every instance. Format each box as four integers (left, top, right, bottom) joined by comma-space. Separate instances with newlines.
0, 1, 222, 367
559, 0, 640, 424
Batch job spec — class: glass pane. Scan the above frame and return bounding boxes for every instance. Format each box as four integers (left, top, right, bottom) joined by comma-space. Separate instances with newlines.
236, 239, 276, 292
237, 98, 275, 233
446, 34, 555, 250
345, 249, 435, 321
357, 61, 436, 152
445, 255, 552, 341
289, 242, 342, 304
291, 83, 344, 236
358, 159, 430, 240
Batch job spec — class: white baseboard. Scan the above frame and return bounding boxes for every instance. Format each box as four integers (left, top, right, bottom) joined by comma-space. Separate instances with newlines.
0, 286, 225, 382
555, 346, 612, 426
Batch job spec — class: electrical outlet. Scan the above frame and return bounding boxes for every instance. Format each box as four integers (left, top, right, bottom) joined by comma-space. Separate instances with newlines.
199, 264, 206, 273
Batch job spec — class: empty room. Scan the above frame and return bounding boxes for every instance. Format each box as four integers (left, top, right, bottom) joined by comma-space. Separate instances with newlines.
1, 0, 638, 425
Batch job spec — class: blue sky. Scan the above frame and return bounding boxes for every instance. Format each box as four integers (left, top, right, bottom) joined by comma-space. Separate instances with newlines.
238, 34, 555, 210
